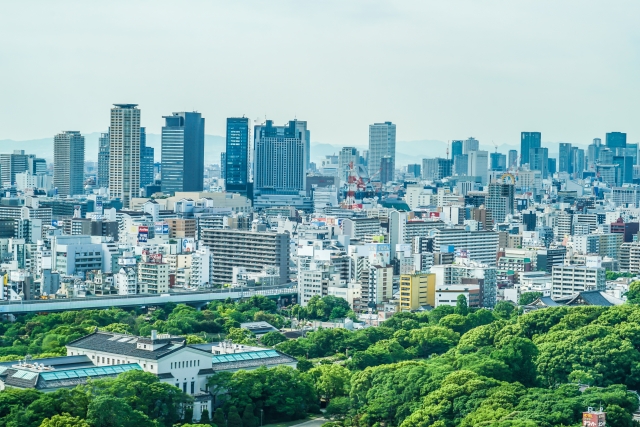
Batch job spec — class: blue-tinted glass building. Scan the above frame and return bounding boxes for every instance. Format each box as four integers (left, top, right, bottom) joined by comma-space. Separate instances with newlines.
161, 112, 205, 194
225, 117, 251, 197
140, 127, 155, 187
520, 132, 541, 166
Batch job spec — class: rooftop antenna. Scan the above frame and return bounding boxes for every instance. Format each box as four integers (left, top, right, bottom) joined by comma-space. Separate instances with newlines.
493, 140, 498, 153
446, 141, 450, 160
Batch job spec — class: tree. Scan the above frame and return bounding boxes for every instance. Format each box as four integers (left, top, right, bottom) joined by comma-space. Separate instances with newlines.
455, 294, 468, 316
261, 331, 287, 347
226, 327, 256, 344
242, 404, 257, 427
39, 413, 90, 427
324, 396, 351, 420
626, 281, 640, 304
306, 364, 351, 401
296, 358, 314, 372
227, 406, 243, 427
213, 408, 226, 427
494, 301, 515, 319
86, 396, 155, 427
200, 408, 211, 424
518, 292, 543, 306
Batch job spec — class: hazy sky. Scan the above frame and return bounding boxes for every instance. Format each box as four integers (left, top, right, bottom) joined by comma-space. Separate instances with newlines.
1, 1, 639, 147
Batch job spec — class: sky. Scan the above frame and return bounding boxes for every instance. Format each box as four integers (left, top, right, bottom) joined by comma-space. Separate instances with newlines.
1, 1, 639, 147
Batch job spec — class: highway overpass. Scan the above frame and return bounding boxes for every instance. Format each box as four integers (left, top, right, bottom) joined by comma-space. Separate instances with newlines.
0, 285, 298, 315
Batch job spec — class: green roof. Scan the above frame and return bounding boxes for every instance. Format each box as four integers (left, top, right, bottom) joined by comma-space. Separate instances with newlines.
212, 350, 279, 364
40, 363, 141, 381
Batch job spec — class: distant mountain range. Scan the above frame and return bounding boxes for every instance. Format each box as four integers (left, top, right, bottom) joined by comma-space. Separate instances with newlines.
0, 134, 571, 166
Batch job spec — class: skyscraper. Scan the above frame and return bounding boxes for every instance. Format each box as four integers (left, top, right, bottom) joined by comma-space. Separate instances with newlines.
520, 132, 541, 165
547, 158, 557, 176
529, 147, 549, 179
368, 122, 396, 180
606, 132, 627, 152
98, 131, 110, 187
489, 152, 506, 171
571, 147, 585, 179
338, 147, 360, 183
508, 150, 518, 170
140, 127, 155, 188
468, 150, 489, 185
463, 137, 479, 154
161, 112, 205, 195
380, 156, 394, 184
54, 131, 85, 197
254, 120, 307, 195
0, 150, 29, 187
451, 140, 463, 158
220, 152, 226, 181
587, 138, 602, 171
109, 104, 141, 209
225, 117, 251, 196
558, 143, 572, 173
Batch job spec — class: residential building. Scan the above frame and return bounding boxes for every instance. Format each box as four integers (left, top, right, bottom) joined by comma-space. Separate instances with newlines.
551, 265, 606, 298
98, 132, 109, 187
399, 273, 435, 311
109, 104, 141, 209
432, 228, 499, 267
0, 150, 29, 187
368, 122, 396, 180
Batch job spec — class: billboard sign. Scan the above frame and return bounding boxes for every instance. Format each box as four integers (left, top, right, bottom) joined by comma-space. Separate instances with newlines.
138, 226, 149, 243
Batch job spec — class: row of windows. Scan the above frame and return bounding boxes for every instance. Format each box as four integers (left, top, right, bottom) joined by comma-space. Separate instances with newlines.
171, 359, 200, 369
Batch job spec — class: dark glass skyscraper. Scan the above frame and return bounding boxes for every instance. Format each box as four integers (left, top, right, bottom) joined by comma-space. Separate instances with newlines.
451, 140, 463, 159
140, 127, 155, 187
161, 112, 205, 194
490, 152, 506, 171
508, 150, 517, 170
606, 132, 627, 152
530, 147, 548, 178
558, 143, 572, 173
225, 117, 251, 196
520, 132, 541, 165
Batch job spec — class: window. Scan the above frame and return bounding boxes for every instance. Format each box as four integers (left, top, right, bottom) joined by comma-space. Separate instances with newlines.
190, 381, 195, 394
171, 362, 173, 369
144, 364, 147, 368
197, 360, 200, 367
150, 365, 153, 370
107, 358, 110, 364
182, 382, 187, 393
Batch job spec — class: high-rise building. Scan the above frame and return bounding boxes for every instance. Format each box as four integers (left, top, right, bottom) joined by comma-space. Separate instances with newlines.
406, 163, 421, 179
467, 150, 489, 185
547, 158, 557, 176
225, 117, 251, 196
463, 137, 479, 154
571, 147, 585, 179
338, 147, 360, 183
454, 154, 468, 176
254, 120, 307, 195
380, 155, 394, 184
508, 150, 518, 170
368, 122, 396, 180
613, 155, 634, 184
28, 157, 46, 176
53, 131, 85, 197
220, 152, 226, 182
606, 132, 627, 151
140, 127, 155, 188
0, 150, 29, 187
529, 147, 549, 178
587, 138, 602, 171
161, 112, 205, 195
109, 104, 141, 209
520, 132, 541, 165
451, 140, 463, 158
558, 143, 572, 173
486, 182, 515, 223
626, 143, 638, 165
98, 132, 110, 187
489, 152, 506, 171
422, 158, 452, 180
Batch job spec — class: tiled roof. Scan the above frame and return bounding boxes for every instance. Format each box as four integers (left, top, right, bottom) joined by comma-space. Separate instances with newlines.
0, 355, 93, 369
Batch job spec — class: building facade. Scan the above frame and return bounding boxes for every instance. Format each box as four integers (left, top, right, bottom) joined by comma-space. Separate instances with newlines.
161, 112, 205, 194
54, 131, 85, 197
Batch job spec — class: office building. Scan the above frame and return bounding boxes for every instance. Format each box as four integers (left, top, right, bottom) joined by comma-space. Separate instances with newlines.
571, 147, 585, 179
547, 158, 556, 175
490, 152, 506, 171
225, 117, 251, 196
53, 131, 85, 197
368, 122, 396, 180
454, 154, 468, 176
451, 140, 463, 158
140, 127, 154, 187
587, 138, 602, 171
380, 155, 394, 183
422, 158, 452, 180
406, 163, 421, 179
520, 132, 541, 165
529, 147, 548, 178
606, 132, 627, 151
220, 152, 226, 182
161, 112, 205, 194
109, 104, 141, 209
52, 235, 104, 276
468, 150, 489, 185
98, 132, 109, 187
399, 273, 435, 311
551, 265, 605, 298
200, 229, 290, 285
507, 150, 518, 170
0, 150, 29, 187
338, 147, 360, 183
463, 137, 479, 154
558, 143, 572, 173
254, 120, 308, 196
613, 155, 634, 184
432, 228, 499, 266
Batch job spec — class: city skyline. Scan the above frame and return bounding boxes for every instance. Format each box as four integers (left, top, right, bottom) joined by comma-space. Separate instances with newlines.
2, 1, 640, 146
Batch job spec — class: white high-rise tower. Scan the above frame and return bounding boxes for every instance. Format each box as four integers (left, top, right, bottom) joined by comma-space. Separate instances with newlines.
109, 104, 141, 209
368, 122, 396, 180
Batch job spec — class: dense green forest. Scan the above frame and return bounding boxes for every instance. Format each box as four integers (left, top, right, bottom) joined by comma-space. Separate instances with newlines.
3, 292, 640, 426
